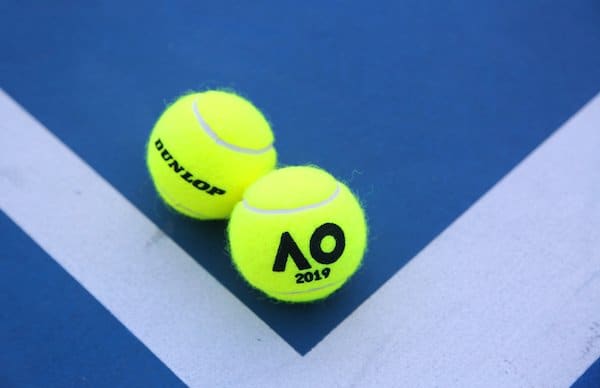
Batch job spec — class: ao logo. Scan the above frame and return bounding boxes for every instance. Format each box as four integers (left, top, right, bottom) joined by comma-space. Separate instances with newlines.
272, 222, 346, 272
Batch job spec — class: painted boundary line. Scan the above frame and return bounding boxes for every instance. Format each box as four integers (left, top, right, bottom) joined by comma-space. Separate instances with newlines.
0, 89, 299, 387
1, 89, 599, 387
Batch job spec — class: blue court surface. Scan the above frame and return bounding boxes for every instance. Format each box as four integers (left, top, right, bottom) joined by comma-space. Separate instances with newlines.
1, 2, 600, 387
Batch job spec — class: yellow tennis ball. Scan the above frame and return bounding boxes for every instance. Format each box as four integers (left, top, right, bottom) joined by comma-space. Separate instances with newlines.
228, 166, 367, 302
146, 90, 277, 219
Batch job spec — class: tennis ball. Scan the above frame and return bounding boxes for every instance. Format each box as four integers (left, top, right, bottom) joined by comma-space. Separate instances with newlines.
146, 90, 277, 219
228, 166, 367, 302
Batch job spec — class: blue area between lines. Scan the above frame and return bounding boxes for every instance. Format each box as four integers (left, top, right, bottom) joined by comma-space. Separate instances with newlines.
574, 355, 600, 388
0, 212, 184, 388
1, 1, 600, 358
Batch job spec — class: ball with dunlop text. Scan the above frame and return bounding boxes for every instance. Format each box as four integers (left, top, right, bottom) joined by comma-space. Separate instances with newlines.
146, 90, 277, 219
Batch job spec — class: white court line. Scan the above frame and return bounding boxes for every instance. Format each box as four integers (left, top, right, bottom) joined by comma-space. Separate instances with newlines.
0, 89, 300, 387
1, 89, 599, 387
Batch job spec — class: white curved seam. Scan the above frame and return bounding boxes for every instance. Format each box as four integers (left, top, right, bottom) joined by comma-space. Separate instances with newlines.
270, 280, 344, 295
243, 184, 340, 215
192, 99, 273, 155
